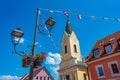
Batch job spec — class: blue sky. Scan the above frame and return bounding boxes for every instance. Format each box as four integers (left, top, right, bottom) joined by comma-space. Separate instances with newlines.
1, 0, 120, 80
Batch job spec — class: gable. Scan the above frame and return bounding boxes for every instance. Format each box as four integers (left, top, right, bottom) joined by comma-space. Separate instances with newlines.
33, 67, 54, 80
20, 67, 54, 80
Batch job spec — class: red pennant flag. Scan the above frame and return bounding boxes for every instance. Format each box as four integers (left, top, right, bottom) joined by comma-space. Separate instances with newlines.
64, 12, 69, 16
77, 14, 82, 19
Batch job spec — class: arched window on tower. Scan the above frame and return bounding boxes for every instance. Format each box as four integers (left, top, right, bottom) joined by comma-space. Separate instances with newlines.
65, 45, 67, 54
74, 44, 77, 53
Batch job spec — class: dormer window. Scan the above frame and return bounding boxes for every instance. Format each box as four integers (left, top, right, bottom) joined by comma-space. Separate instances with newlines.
110, 37, 115, 41
93, 49, 100, 58
99, 42, 104, 46
104, 43, 112, 54
74, 44, 77, 53
117, 39, 120, 50
65, 45, 67, 54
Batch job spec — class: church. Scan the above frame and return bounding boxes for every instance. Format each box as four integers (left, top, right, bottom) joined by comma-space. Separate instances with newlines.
58, 17, 89, 80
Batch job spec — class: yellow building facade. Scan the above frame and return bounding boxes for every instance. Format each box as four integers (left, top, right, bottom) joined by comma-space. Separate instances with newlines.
58, 18, 89, 80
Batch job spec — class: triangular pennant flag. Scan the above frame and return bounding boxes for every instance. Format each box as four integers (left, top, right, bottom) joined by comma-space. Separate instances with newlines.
49, 10, 54, 13
48, 33, 51, 37
77, 14, 82, 19
103, 17, 109, 20
64, 12, 69, 16
91, 16, 95, 20
44, 24, 48, 30
52, 42, 56, 47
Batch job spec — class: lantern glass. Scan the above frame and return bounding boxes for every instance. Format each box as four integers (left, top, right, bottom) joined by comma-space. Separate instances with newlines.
12, 36, 22, 44
45, 17, 56, 27
11, 28, 24, 44
11, 28, 24, 37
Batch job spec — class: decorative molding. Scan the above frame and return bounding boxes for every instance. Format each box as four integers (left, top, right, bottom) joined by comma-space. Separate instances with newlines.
59, 68, 77, 75
87, 52, 120, 64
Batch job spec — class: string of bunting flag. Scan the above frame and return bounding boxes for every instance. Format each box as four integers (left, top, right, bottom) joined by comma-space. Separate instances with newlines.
39, 7, 120, 52
40, 16, 61, 52
40, 8, 120, 22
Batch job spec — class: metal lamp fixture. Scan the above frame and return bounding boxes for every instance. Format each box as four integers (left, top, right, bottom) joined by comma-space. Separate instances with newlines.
11, 28, 24, 44
11, 28, 24, 37
38, 17, 56, 34
45, 17, 56, 27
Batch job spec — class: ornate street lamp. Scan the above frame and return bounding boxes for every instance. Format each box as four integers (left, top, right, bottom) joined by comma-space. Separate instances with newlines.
11, 8, 56, 80
11, 28, 25, 56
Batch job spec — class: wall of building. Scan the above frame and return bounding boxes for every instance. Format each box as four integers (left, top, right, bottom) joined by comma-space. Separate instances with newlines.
88, 54, 120, 80
77, 67, 89, 80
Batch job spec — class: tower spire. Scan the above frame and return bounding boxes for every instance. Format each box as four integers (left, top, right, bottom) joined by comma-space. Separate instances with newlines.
65, 16, 72, 36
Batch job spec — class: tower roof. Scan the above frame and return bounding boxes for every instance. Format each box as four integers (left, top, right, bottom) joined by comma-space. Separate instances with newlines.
65, 17, 73, 36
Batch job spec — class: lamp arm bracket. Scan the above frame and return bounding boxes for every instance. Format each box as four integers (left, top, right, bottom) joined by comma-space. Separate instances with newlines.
38, 25, 49, 35
13, 45, 26, 56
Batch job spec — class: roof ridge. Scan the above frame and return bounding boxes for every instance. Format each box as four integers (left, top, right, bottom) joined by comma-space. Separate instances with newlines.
97, 30, 120, 42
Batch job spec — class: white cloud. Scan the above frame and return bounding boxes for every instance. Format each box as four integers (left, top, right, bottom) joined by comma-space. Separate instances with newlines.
45, 52, 61, 79
45, 52, 61, 65
0, 75, 21, 80
46, 56, 56, 65
13, 37, 24, 43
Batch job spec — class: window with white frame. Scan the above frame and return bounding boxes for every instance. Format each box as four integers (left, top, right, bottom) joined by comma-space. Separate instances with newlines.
96, 65, 105, 78
118, 39, 120, 45
110, 37, 115, 41
93, 49, 100, 57
44, 76, 46, 80
47, 77, 49, 80
99, 42, 104, 46
117, 39, 120, 50
40, 77, 42, 80
36, 76, 38, 80
105, 44, 112, 54
108, 61, 120, 75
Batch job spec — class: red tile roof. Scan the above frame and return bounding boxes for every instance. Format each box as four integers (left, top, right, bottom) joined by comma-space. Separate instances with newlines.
20, 66, 54, 80
85, 30, 120, 62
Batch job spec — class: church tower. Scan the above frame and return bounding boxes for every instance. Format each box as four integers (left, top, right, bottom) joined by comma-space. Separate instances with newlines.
58, 17, 89, 80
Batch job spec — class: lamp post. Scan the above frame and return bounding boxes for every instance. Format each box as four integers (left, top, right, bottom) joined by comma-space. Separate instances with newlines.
11, 8, 56, 80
